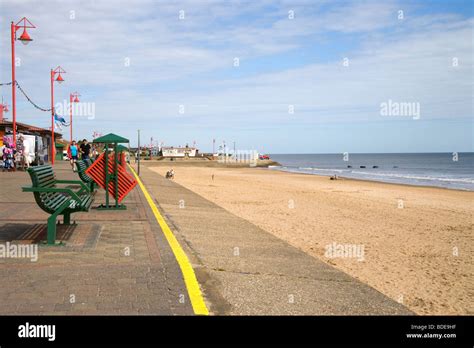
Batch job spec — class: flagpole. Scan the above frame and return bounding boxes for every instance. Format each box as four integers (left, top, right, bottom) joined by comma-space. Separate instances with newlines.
137, 129, 140, 176
50, 69, 55, 165
69, 93, 72, 142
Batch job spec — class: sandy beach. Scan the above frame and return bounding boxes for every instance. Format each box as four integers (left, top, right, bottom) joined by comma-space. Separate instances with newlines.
150, 165, 473, 315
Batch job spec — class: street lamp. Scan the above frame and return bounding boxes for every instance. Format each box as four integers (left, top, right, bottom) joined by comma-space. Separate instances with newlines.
50, 66, 66, 165
69, 92, 80, 141
18, 29, 33, 44
11, 17, 35, 148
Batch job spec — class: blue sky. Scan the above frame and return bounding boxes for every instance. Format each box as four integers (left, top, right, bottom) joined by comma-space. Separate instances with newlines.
0, 0, 472, 153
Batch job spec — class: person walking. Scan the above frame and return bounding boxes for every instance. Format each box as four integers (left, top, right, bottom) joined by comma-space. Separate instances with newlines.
67, 140, 79, 172
80, 139, 91, 160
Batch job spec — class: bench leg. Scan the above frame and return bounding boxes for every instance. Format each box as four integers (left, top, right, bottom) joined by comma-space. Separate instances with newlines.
63, 212, 71, 225
46, 214, 58, 245
46, 200, 72, 245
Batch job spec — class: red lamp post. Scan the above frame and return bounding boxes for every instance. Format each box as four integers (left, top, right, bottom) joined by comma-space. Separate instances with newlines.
50, 66, 66, 165
11, 17, 35, 148
69, 92, 80, 141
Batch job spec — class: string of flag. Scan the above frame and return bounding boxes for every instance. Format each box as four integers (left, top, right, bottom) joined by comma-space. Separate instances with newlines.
1, 80, 52, 112
14, 80, 52, 112
1, 80, 68, 129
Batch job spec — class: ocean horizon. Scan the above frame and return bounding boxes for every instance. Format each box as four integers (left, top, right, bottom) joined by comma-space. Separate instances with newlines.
268, 152, 474, 191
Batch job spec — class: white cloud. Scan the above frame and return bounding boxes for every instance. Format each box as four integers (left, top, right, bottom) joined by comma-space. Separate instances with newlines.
0, 0, 471, 150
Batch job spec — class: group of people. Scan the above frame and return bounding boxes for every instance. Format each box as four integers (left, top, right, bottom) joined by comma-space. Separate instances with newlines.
0, 135, 101, 173
66, 139, 95, 172
0, 134, 32, 172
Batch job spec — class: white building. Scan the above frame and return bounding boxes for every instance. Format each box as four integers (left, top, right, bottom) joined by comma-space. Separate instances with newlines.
161, 146, 198, 158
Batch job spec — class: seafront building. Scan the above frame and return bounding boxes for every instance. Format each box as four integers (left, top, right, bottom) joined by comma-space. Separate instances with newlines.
161, 146, 198, 158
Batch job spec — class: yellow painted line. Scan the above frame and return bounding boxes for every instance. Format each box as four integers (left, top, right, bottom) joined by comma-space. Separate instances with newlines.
129, 165, 209, 315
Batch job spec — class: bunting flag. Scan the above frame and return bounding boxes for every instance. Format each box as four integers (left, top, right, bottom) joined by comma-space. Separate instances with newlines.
54, 113, 70, 129
92, 131, 102, 139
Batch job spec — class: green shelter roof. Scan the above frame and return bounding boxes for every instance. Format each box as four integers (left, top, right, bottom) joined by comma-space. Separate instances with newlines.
93, 133, 129, 144
116, 144, 129, 152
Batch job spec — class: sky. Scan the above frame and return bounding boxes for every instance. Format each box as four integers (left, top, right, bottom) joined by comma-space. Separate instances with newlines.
0, 0, 472, 153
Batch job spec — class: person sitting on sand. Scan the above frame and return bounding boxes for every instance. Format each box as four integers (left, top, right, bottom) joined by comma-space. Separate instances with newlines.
166, 169, 175, 179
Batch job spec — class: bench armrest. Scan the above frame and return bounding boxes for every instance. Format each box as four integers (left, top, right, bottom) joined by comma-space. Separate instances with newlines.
55, 179, 91, 193
22, 186, 82, 202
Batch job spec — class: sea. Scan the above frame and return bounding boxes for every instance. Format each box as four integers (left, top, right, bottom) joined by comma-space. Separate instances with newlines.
268, 153, 474, 191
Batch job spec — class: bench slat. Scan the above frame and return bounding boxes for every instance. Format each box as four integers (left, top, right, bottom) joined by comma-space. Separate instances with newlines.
22, 164, 95, 245
76, 160, 94, 183
24, 164, 94, 215
46, 194, 68, 210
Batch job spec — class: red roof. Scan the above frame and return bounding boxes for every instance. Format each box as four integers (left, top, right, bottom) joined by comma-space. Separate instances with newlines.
0, 119, 61, 137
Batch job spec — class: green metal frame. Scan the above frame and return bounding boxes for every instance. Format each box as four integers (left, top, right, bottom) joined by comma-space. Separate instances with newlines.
96, 143, 126, 210
75, 160, 96, 193
92, 133, 130, 210
22, 167, 94, 245
56, 180, 91, 195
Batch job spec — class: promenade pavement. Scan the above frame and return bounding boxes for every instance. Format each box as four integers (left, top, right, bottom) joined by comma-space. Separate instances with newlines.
0, 162, 193, 315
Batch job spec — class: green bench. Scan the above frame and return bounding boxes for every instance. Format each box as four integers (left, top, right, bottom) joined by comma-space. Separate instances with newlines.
22, 165, 94, 245
76, 159, 96, 192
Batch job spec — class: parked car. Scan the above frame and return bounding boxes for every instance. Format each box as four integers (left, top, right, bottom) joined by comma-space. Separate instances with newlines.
259, 154, 270, 160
